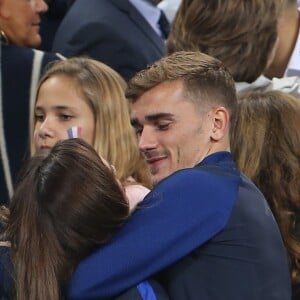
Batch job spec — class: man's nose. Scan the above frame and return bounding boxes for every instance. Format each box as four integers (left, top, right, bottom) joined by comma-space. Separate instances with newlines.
138, 126, 158, 151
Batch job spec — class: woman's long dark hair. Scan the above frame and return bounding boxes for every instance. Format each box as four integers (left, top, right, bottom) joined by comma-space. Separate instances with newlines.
5, 139, 129, 299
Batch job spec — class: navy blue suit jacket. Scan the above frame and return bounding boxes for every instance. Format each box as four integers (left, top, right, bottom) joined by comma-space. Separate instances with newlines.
68, 152, 291, 300
39, 0, 72, 51
52, 0, 166, 81
0, 45, 62, 204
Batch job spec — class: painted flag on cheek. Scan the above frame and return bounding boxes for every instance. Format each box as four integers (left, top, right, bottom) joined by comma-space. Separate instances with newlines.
67, 126, 82, 139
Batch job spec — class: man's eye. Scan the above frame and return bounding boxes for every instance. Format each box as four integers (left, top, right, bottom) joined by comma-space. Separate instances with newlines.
157, 123, 170, 130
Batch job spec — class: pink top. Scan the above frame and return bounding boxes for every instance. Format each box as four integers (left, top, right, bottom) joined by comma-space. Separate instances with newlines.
125, 184, 150, 211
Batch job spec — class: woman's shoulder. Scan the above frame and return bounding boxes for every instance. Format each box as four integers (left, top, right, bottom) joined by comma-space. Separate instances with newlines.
2, 44, 63, 66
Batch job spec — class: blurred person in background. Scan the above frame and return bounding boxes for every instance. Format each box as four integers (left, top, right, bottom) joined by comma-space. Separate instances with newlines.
264, 0, 300, 78
0, 0, 63, 204
231, 90, 300, 300
167, 0, 300, 96
52, 0, 169, 81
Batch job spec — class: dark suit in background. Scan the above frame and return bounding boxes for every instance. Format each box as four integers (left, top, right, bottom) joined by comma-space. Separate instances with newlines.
52, 0, 166, 80
39, 0, 73, 51
0, 44, 62, 204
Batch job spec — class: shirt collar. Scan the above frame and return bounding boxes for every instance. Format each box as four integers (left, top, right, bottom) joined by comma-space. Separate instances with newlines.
198, 151, 233, 167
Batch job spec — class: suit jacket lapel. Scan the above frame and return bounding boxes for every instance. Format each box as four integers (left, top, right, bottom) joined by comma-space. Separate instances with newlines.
111, 0, 165, 54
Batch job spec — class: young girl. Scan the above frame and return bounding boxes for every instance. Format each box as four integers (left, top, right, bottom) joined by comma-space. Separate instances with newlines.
31, 57, 151, 209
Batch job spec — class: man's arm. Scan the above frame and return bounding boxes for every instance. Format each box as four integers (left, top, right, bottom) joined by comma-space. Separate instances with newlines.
68, 168, 240, 299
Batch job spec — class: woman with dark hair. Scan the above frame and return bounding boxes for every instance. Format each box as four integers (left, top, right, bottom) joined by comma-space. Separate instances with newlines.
0, 138, 168, 300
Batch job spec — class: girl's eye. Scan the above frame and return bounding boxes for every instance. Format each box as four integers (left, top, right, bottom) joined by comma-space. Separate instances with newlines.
157, 123, 170, 131
60, 114, 73, 121
35, 114, 44, 122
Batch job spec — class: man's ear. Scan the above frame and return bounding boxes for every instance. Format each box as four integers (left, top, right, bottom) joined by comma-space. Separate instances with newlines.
210, 107, 230, 141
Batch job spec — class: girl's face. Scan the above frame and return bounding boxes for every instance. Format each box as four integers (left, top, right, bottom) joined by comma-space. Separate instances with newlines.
33, 75, 95, 154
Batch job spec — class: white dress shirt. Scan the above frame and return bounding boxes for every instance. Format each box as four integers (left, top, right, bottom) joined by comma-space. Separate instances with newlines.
236, 75, 300, 97
158, 0, 181, 23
